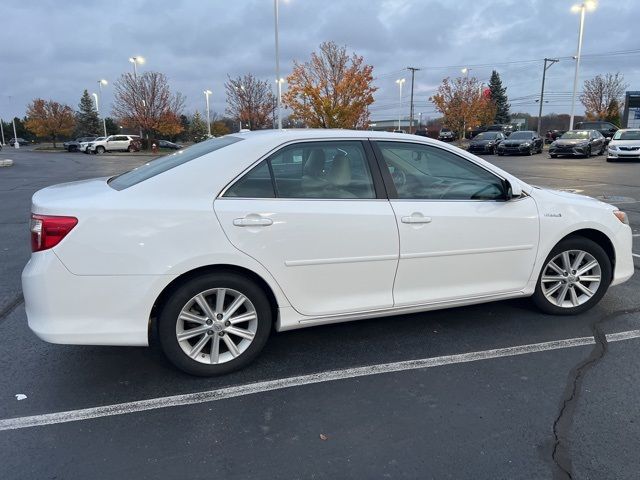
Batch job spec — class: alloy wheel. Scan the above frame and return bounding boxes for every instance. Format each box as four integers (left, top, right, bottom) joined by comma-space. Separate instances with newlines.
540, 249, 601, 308
176, 288, 258, 365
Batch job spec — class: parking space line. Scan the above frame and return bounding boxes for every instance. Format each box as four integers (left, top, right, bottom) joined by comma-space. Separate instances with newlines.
1, 329, 639, 432
633, 253, 640, 259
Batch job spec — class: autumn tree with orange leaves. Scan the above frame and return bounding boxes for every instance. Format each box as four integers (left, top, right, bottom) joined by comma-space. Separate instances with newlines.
25, 99, 75, 148
112, 71, 185, 139
430, 76, 496, 140
283, 41, 376, 129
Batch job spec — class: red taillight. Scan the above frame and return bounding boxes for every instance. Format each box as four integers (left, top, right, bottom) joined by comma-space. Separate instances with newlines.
30, 214, 78, 252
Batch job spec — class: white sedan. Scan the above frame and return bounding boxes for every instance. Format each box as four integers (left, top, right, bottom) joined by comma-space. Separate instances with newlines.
607, 128, 640, 161
22, 130, 634, 375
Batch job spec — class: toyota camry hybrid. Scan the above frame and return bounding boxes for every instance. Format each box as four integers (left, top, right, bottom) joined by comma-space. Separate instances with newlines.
22, 130, 634, 376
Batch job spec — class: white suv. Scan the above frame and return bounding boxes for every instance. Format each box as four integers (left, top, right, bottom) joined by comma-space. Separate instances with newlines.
88, 135, 140, 154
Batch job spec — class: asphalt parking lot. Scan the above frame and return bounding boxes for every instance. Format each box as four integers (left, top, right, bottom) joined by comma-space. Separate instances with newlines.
1, 145, 639, 479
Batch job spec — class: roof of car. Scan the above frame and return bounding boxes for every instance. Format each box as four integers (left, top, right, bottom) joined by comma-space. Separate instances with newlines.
228, 128, 439, 143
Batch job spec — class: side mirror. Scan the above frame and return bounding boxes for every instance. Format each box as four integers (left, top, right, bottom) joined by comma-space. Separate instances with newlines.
503, 179, 522, 200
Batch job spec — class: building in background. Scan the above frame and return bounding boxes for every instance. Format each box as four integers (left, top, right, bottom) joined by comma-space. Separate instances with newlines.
622, 91, 640, 128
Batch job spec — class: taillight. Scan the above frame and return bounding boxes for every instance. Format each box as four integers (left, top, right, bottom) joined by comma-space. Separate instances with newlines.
30, 214, 78, 252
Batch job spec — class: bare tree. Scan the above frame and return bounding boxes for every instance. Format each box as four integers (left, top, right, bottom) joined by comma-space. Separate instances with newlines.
112, 71, 185, 136
225, 74, 275, 130
580, 73, 628, 120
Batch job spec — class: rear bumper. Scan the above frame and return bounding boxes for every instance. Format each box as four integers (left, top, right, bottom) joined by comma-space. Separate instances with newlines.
22, 250, 175, 346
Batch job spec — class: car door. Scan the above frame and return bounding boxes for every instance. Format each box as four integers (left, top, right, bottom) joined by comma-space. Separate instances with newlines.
373, 140, 539, 307
214, 139, 399, 317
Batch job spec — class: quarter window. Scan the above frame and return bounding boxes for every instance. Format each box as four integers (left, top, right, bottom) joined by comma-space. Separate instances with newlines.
377, 142, 505, 200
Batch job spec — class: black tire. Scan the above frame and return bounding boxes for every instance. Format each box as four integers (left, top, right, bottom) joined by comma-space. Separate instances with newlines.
531, 237, 611, 315
96, 146, 106, 154
127, 145, 135, 153
158, 272, 272, 376
550, 154, 557, 158
584, 146, 591, 158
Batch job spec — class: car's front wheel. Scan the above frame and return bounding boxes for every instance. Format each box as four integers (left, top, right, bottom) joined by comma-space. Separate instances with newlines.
96, 146, 106, 154
532, 237, 611, 315
158, 272, 272, 376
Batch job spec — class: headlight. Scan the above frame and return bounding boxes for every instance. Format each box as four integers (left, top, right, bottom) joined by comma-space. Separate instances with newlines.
522, 142, 531, 147
577, 141, 589, 147
613, 210, 629, 225
608, 145, 617, 151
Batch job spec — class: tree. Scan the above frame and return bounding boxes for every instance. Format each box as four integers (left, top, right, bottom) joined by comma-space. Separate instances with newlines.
211, 121, 230, 137
112, 71, 185, 139
225, 74, 275, 130
604, 98, 621, 126
488, 70, 510, 124
104, 117, 119, 135
25, 99, 75, 148
282, 41, 376, 129
430, 76, 495, 140
189, 111, 208, 142
76, 90, 101, 136
580, 73, 628, 122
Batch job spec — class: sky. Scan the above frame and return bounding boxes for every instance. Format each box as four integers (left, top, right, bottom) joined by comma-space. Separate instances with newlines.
1, 0, 639, 124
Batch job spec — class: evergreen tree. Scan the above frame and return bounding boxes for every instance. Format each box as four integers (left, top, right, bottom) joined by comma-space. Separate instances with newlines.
104, 117, 119, 135
76, 90, 101, 136
488, 70, 510, 124
189, 111, 208, 143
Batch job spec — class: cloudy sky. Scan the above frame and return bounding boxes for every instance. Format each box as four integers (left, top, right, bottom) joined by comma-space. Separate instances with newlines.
1, 0, 639, 124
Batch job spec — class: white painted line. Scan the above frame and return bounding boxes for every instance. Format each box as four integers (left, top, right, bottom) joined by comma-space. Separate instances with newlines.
633, 253, 640, 259
632, 234, 640, 237
1, 330, 640, 432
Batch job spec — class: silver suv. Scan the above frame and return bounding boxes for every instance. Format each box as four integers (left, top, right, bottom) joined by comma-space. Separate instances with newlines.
88, 135, 140, 154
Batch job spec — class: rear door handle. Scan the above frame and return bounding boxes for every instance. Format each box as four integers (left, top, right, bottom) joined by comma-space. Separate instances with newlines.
233, 216, 273, 227
401, 214, 432, 224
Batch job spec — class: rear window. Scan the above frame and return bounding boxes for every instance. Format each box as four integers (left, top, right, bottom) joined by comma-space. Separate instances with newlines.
108, 136, 243, 190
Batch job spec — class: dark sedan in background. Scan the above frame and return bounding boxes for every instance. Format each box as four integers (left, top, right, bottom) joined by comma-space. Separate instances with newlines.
467, 131, 506, 155
575, 121, 618, 139
157, 139, 183, 150
496, 130, 543, 156
63, 136, 98, 152
549, 130, 606, 158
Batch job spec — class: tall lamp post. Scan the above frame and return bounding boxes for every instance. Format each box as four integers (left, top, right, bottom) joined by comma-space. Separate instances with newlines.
276, 78, 285, 128
569, 1, 596, 130
274, 0, 282, 130
537, 59, 558, 136
461, 68, 471, 139
204, 90, 212, 137
129, 56, 145, 138
395, 78, 405, 131
97, 79, 108, 137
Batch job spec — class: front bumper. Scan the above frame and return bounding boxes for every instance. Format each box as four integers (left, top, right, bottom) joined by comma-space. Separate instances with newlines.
611, 224, 635, 286
468, 144, 495, 154
549, 145, 588, 156
498, 144, 530, 154
22, 250, 175, 346
608, 148, 640, 160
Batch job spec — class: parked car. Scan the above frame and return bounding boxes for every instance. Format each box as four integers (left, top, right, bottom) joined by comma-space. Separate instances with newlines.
575, 121, 618, 139
9, 137, 30, 146
486, 124, 515, 136
22, 130, 634, 376
80, 137, 104, 153
438, 128, 456, 142
157, 139, 183, 150
545, 130, 566, 144
496, 130, 543, 156
467, 131, 506, 155
469, 125, 488, 138
393, 129, 406, 134
414, 129, 428, 137
549, 130, 606, 158
64, 136, 98, 152
606, 128, 640, 162
88, 135, 141, 154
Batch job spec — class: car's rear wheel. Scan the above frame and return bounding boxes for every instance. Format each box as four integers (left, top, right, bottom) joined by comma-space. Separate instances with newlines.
96, 146, 106, 154
127, 145, 135, 152
158, 272, 272, 376
532, 237, 611, 315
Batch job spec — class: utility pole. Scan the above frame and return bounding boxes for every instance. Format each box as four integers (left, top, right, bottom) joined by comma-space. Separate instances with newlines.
537, 58, 559, 136
407, 67, 420, 134
0, 117, 5, 146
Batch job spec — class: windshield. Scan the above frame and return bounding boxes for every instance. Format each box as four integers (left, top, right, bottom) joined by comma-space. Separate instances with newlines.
508, 132, 533, 140
474, 132, 499, 140
613, 130, 640, 140
561, 131, 589, 139
108, 136, 243, 190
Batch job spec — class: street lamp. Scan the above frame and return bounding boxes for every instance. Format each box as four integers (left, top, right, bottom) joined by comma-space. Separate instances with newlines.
204, 90, 213, 137
276, 78, 285, 129
569, 1, 596, 130
128, 56, 145, 77
97, 79, 108, 137
395, 78, 405, 131
274, 0, 282, 129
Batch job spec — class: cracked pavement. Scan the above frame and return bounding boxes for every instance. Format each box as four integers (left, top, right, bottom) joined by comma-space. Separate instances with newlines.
0, 148, 639, 479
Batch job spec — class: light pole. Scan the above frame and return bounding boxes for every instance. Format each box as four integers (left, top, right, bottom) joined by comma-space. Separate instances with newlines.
274, 0, 282, 130
276, 78, 285, 129
129, 56, 145, 139
204, 90, 212, 137
569, 1, 596, 130
0, 117, 5, 146
537, 59, 559, 135
97, 79, 108, 137
395, 78, 405, 131
461, 68, 470, 139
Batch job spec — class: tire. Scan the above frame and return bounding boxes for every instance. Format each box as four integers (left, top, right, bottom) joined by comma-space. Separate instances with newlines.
127, 145, 135, 153
531, 237, 611, 315
584, 146, 591, 158
550, 154, 557, 158
158, 272, 272, 376
528, 146, 534, 156
96, 146, 106, 154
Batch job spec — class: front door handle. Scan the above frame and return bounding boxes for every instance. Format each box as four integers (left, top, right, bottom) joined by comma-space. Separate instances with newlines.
233, 216, 273, 227
401, 214, 432, 224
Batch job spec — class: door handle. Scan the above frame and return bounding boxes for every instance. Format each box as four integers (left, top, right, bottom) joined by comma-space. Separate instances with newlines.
401, 214, 432, 224
233, 216, 273, 227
